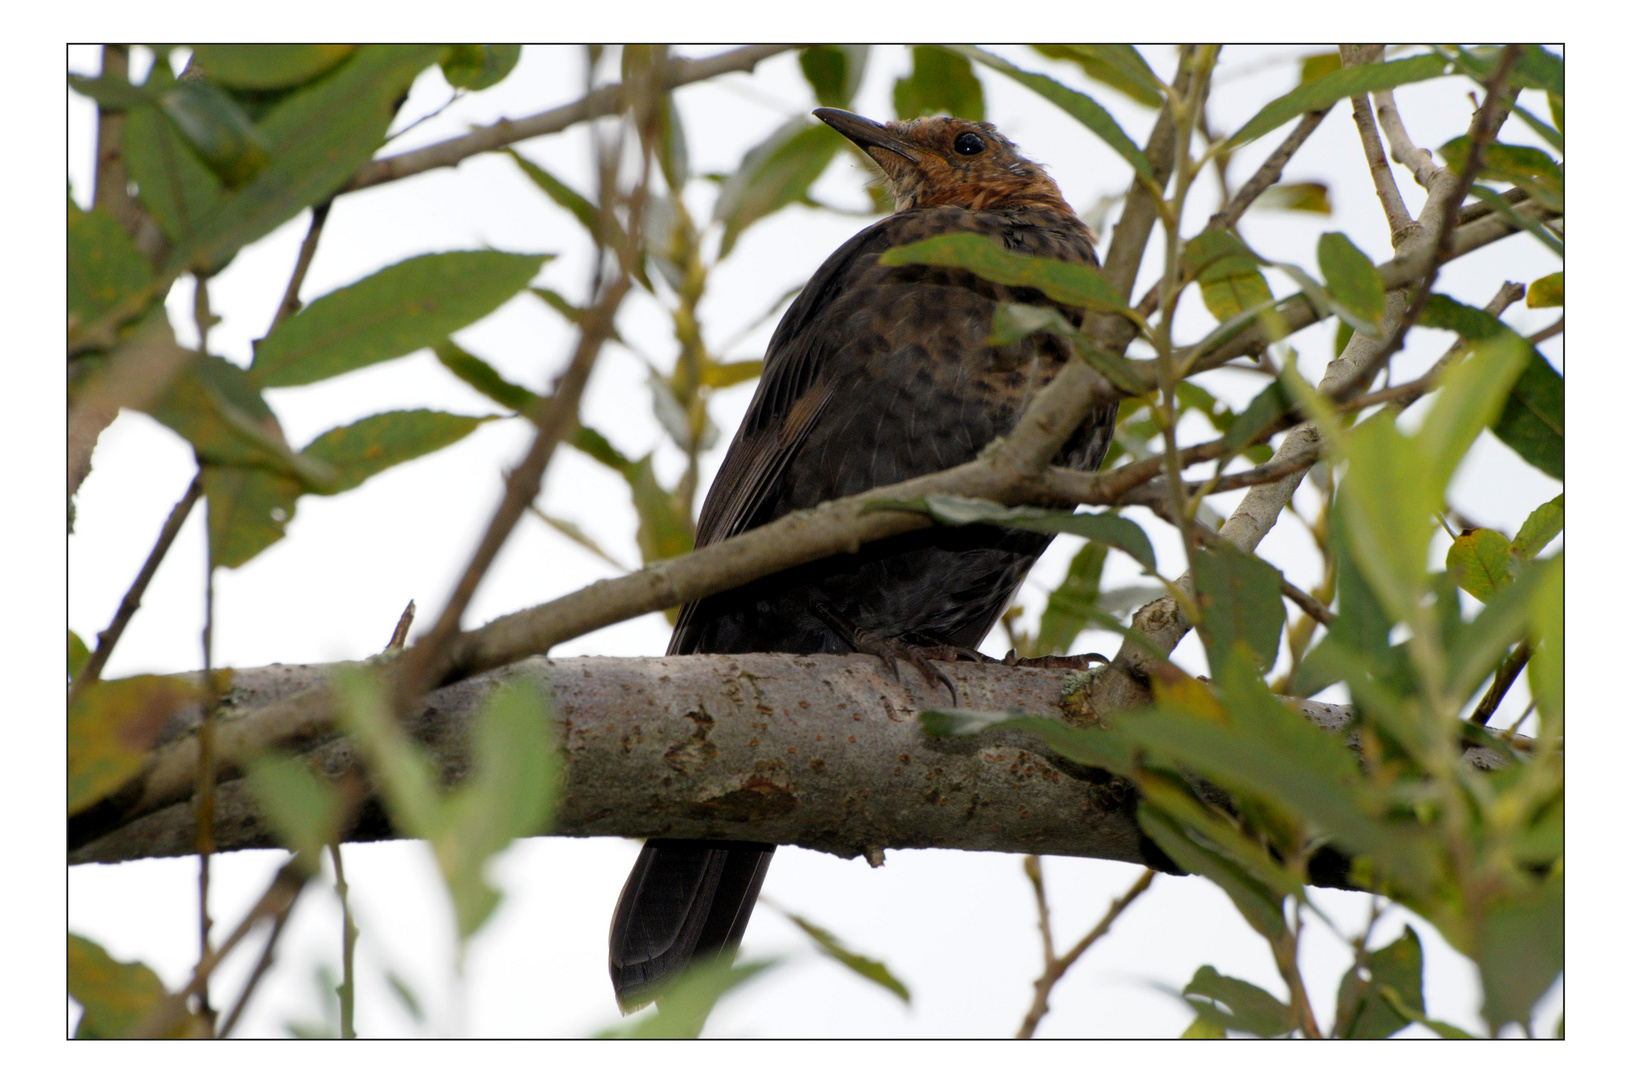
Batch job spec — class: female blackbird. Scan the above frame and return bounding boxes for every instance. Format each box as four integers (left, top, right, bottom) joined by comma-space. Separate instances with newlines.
608, 108, 1118, 1010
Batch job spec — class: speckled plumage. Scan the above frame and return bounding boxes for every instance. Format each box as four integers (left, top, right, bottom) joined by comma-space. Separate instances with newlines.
609, 111, 1116, 1011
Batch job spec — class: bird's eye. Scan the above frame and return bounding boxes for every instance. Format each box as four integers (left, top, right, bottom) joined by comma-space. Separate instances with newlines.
953, 132, 985, 156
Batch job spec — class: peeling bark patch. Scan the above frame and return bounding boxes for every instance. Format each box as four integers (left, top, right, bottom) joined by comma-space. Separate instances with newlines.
662, 706, 717, 774
691, 776, 798, 823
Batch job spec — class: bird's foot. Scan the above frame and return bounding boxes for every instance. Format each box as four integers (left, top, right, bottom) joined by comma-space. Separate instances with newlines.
813, 603, 959, 704
1001, 650, 1111, 671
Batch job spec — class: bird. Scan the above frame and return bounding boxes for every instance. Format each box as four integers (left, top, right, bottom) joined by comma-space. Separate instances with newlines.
607, 108, 1118, 1011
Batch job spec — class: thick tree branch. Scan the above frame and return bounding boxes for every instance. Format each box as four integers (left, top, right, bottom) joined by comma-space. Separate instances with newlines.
70, 654, 1377, 873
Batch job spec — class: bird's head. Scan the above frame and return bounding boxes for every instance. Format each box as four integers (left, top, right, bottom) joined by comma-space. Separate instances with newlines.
814, 108, 1076, 218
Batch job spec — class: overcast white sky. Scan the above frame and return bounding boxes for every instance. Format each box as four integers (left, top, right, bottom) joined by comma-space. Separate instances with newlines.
56, 33, 1578, 1050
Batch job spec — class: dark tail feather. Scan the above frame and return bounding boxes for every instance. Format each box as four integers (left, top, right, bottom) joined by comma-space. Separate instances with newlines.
608, 839, 775, 1011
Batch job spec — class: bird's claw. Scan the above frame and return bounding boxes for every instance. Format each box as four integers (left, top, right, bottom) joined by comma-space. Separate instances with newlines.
814, 603, 960, 704
1001, 650, 1111, 671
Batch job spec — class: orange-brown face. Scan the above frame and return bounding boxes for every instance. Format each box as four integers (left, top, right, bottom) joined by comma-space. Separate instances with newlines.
813, 109, 1076, 217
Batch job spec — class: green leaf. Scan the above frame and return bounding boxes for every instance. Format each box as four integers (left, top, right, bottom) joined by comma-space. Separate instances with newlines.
439, 44, 522, 90
1478, 870, 1563, 1030
1293, 525, 1399, 698
1253, 181, 1332, 215
506, 149, 603, 242
1444, 556, 1552, 708
190, 45, 356, 89
715, 119, 844, 256
1221, 380, 1290, 455
775, 906, 910, 1004
69, 676, 197, 813
437, 677, 559, 938
434, 340, 540, 411
144, 354, 323, 480
301, 410, 491, 495
1030, 45, 1163, 108
121, 102, 226, 245
69, 630, 92, 682
626, 457, 695, 565
177, 45, 442, 273
988, 303, 1146, 395
334, 668, 443, 841
1376, 986, 1477, 1038
1226, 54, 1450, 147
893, 45, 985, 120
951, 46, 1154, 183
569, 425, 635, 474
1184, 231, 1273, 322
154, 81, 270, 188
600, 957, 780, 1038
1299, 52, 1342, 85
201, 464, 301, 568
1468, 183, 1563, 256
882, 232, 1125, 311
920, 708, 1137, 776
1447, 529, 1513, 602
252, 251, 548, 387
1192, 545, 1284, 670
1511, 494, 1563, 562
1527, 554, 1563, 733
67, 73, 158, 110
1441, 138, 1564, 212
1182, 965, 1294, 1038
799, 45, 869, 109
1182, 1014, 1228, 1038
1549, 90, 1563, 135
701, 359, 764, 390
1316, 232, 1384, 331
68, 200, 152, 328
1034, 541, 1108, 656
875, 494, 1156, 571
1335, 925, 1425, 1039
1338, 411, 1434, 621
1492, 351, 1563, 479
245, 754, 343, 873
1526, 271, 1562, 309
69, 934, 173, 1038
1138, 803, 1287, 938
1415, 294, 1509, 340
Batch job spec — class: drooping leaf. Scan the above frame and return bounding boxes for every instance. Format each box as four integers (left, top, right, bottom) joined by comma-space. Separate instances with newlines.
1030, 45, 1163, 108
893, 45, 985, 120
714, 119, 844, 257
121, 101, 226, 244
1316, 232, 1385, 331
69, 675, 197, 813
1181, 965, 1294, 1038
1192, 544, 1284, 670
1184, 231, 1273, 322
153, 80, 270, 188
506, 149, 603, 242
439, 44, 522, 90
245, 754, 344, 873
1253, 181, 1332, 215
67, 200, 152, 329
1334, 926, 1425, 1039
1477, 870, 1563, 1030
69, 934, 174, 1039
1491, 351, 1563, 479
1415, 294, 1510, 341
874, 494, 1156, 571
1525, 271, 1562, 308
200, 463, 301, 568
1337, 411, 1435, 621
950, 45, 1154, 182
776, 906, 910, 1004
799, 45, 869, 109
190, 44, 355, 89
300, 409, 493, 494
1226, 54, 1450, 147
1137, 803, 1287, 938
1447, 529, 1513, 601
1034, 541, 1108, 657
434, 340, 540, 412
1510, 494, 1563, 561
144, 354, 324, 481
626, 456, 695, 565
252, 251, 549, 387
882, 232, 1126, 311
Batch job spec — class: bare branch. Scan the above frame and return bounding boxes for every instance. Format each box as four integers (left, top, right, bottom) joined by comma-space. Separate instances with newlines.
1017, 866, 1156, 1038
1208, 108, 1330, 232
1340, 44, 1418, 249
1373, 88, 1447, 191
344, 45, 798, 194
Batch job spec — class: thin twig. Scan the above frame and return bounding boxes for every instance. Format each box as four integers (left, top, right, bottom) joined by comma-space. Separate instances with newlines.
195, 557, 218, 1031
1340, 45, 1417, 249
1282, 579, 1334, 626
74, 477, 203, 690
387, 600, 416, 650
1529, 316, 1563, 346
1468, 641, 1531, 726
1208, 108, 1331, 233
1373, 87, 1447, 191
131, 859, 310, 1038
216, 896, 297, 1038
1016, 867, 1156, 1038
333, 844, 358, 1039
271, 200, 332, 331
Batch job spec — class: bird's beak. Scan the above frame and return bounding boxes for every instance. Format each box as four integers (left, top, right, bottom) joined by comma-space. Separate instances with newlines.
813, 108, 919, 166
